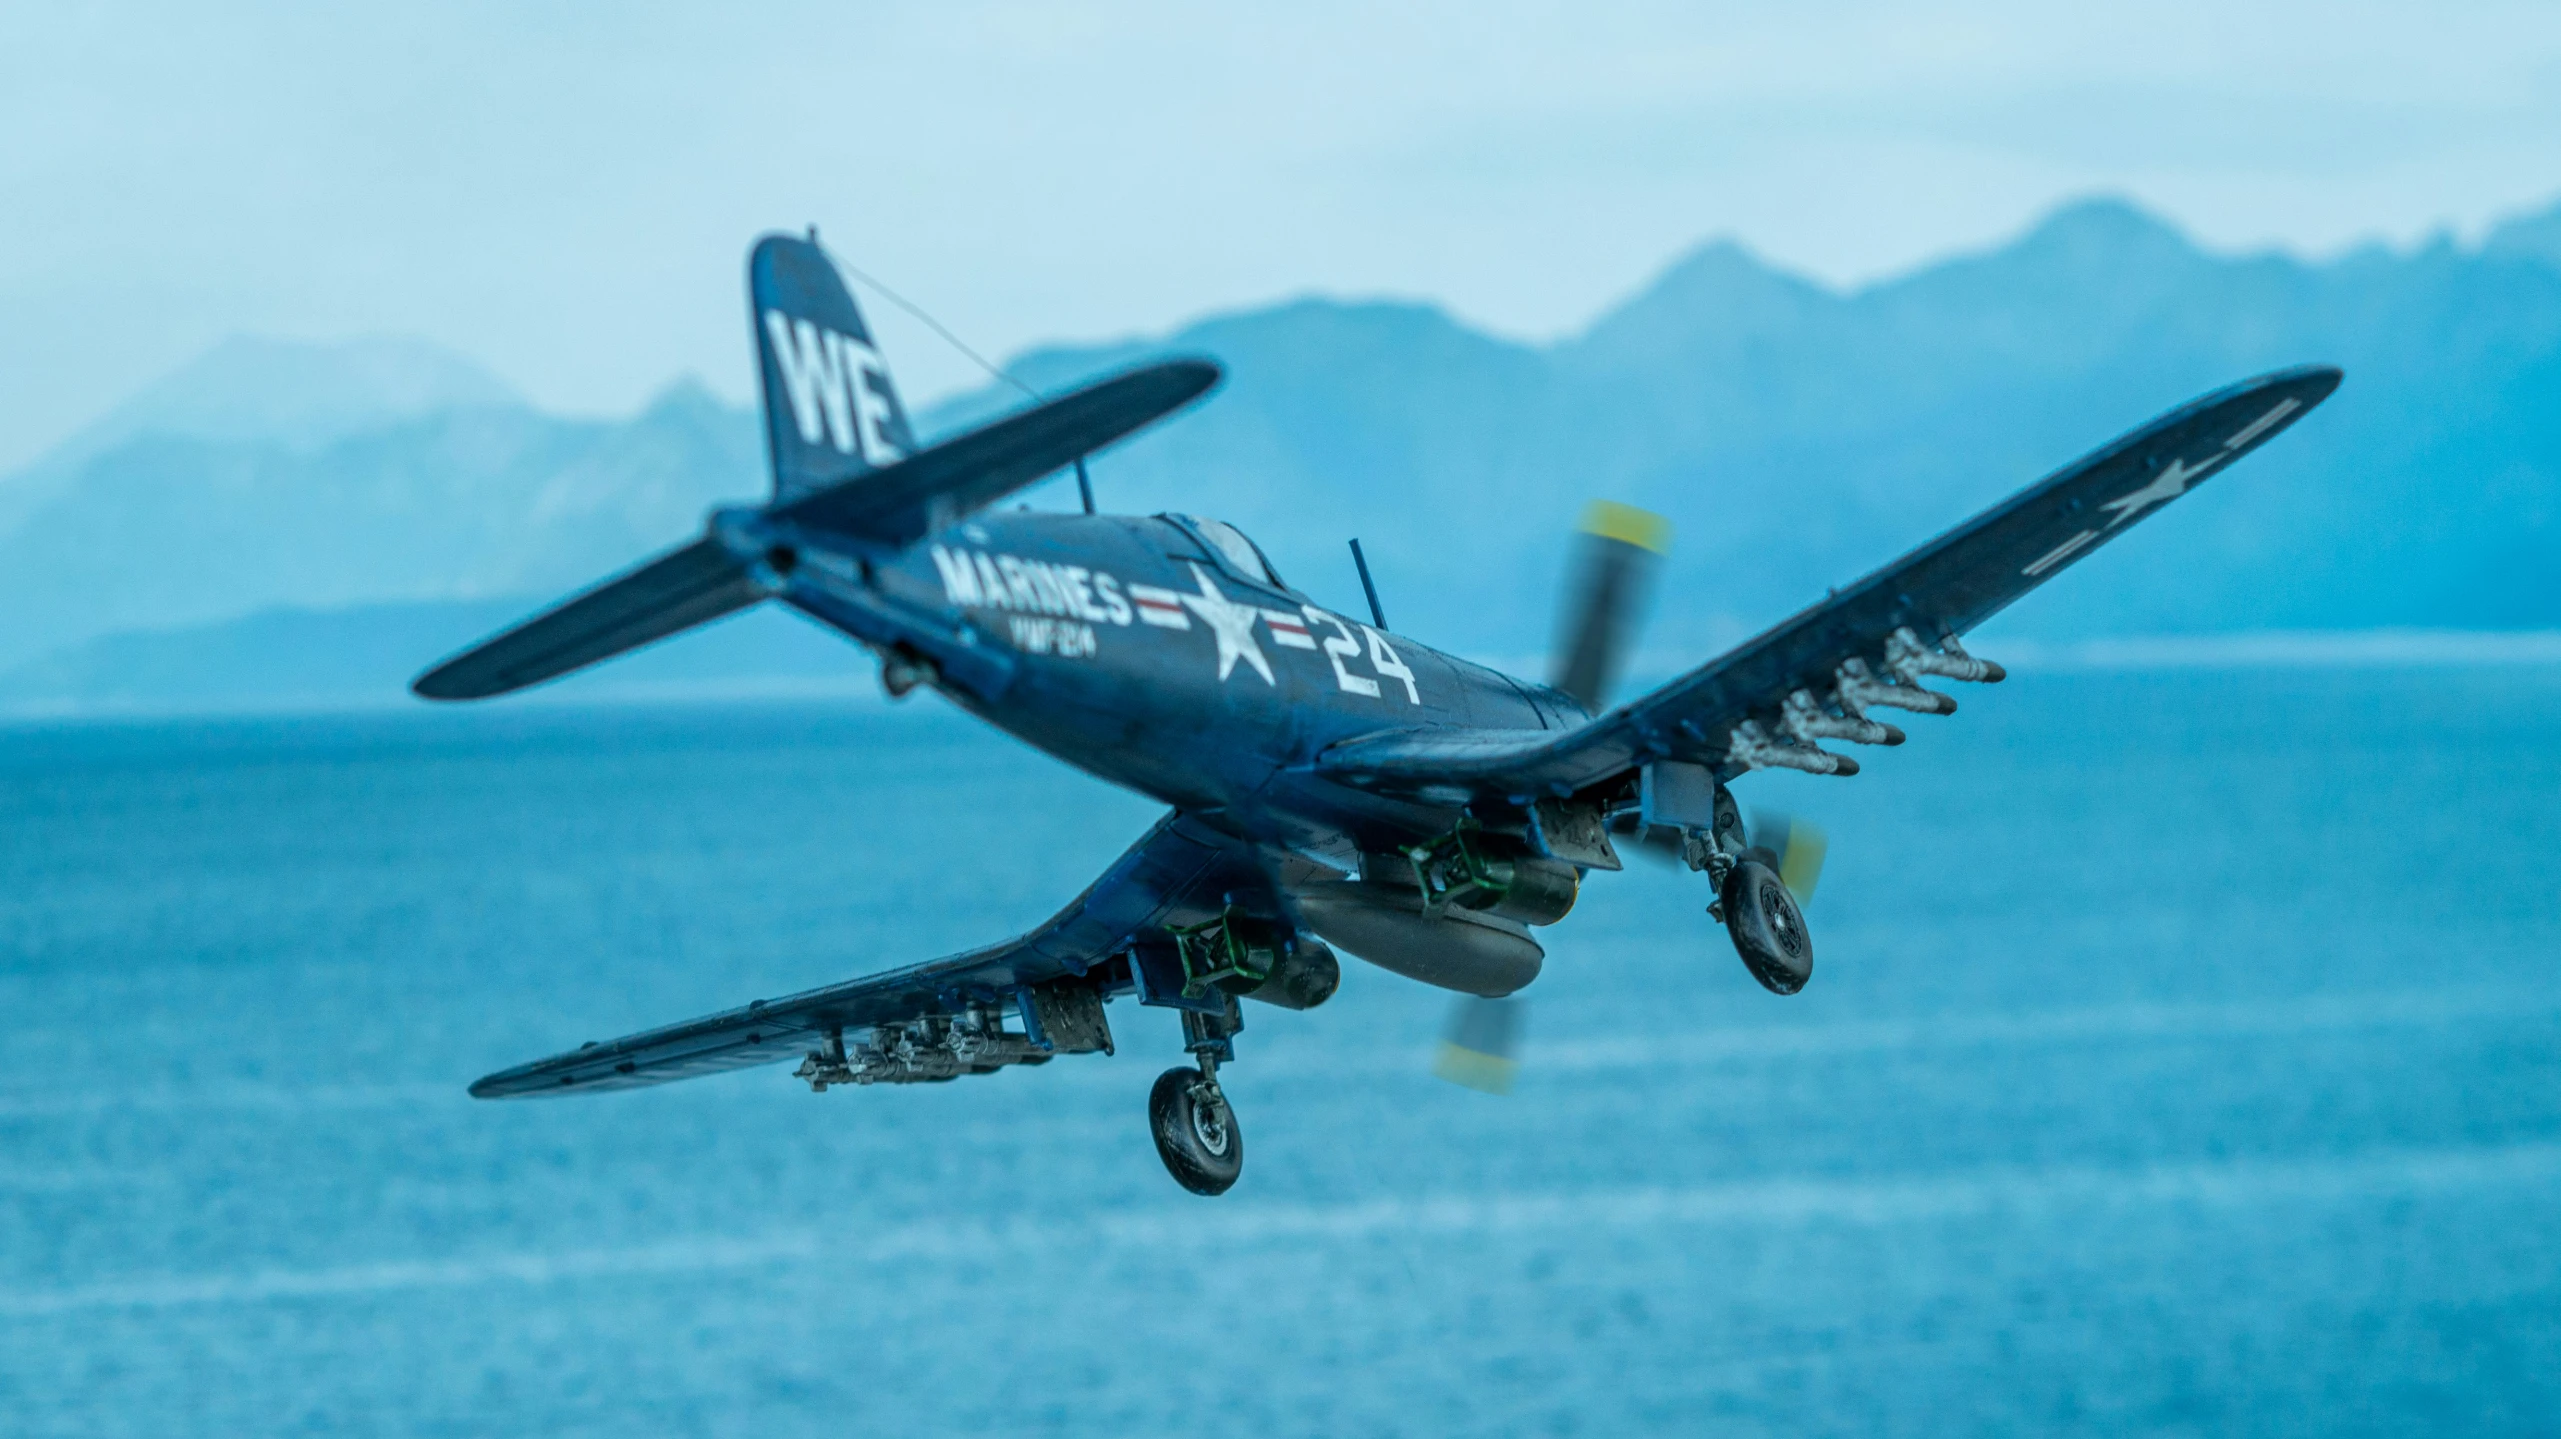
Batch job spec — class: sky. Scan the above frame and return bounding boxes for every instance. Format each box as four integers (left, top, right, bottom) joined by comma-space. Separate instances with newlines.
3, 0, 2559, 473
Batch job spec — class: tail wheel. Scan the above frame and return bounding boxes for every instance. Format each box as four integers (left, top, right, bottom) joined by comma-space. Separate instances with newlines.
1148, 1067, 1244, 1195
1722, 858, 1813, 996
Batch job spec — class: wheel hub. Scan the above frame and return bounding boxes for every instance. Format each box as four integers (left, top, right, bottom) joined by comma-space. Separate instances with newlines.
1761, 879, 1805, 958
1188, 1084, 1232, 1156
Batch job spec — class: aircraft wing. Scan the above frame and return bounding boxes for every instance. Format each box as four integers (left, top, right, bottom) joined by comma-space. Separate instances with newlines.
469, 811, 1275, 1098
1317, 364, 2342, 800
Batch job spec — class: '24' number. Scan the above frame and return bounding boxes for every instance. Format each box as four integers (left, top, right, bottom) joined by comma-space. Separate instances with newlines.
1306, 607, 1418, 704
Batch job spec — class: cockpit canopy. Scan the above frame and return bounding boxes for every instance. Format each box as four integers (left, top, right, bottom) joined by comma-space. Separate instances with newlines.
1174, 514, 1284, 587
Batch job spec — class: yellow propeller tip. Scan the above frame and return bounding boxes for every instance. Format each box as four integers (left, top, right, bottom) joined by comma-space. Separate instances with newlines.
1578, 500, 1672, 555
1433, 1043, 1519, 1095
1778, 819, 1828, 904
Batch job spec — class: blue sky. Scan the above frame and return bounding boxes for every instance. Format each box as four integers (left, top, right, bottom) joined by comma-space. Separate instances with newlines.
3, 0, 2557, 471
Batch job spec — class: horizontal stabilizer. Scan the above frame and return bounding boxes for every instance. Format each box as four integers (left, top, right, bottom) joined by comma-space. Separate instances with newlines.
411, 537, 768, 700
775, 358, 1220, 543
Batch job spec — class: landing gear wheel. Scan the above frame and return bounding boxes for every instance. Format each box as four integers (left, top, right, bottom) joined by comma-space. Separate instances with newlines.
1722, 858, 1812, 996
1148, 1066, 1243, 1195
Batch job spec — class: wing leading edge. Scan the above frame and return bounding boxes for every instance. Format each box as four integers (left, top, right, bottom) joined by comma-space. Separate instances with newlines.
470, 812, 1275, 1099
1317, 365, 2341, 799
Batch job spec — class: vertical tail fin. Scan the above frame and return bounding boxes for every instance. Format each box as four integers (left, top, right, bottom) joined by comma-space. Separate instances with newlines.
749, 234, 917, 502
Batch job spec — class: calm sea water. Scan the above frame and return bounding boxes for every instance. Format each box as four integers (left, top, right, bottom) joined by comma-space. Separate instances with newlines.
3, 665, 2558, 1436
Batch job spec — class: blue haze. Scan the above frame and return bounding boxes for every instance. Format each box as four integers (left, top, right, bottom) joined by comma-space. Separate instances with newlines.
4, 195, 2561, 707
4, 665, 2559, 1435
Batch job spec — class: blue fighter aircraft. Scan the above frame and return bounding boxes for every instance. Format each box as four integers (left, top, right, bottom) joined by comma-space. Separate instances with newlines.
422, 233, 2340, 1194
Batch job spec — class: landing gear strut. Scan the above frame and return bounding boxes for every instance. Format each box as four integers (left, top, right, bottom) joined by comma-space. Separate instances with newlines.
1657, 764, 1814, 997
1148, 998, 1246, 1195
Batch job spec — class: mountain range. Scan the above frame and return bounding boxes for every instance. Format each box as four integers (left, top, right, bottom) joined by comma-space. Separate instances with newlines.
2, 194, 2557, 712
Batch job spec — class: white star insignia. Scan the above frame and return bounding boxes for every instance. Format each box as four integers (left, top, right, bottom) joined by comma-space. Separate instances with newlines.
1177, 563, 1273, 684
2099, 453, 2225, 528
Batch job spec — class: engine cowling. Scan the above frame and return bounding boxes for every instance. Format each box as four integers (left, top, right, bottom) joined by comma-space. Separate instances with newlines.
1287, 880, 1544, 997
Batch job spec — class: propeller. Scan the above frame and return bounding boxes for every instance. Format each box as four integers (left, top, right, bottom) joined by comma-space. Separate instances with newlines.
1434, 501, 1673, 1095
1549, 500, 1672, 711
1434, 995, 1525, 1095
1426, 502, 1839, 1093
1746, 809, 1827, 905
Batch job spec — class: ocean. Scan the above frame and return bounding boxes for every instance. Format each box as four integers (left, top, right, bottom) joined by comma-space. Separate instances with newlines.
3, 663, 2557, 1436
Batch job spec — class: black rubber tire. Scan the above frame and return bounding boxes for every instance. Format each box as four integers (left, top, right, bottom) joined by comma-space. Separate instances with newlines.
1722, 858, 1813, 996
1148, 1066, 1243, 1196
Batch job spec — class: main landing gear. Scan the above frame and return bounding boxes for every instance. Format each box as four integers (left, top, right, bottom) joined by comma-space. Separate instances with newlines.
1661, 767, 1815, 997
1721, 858, 1812, 996
1149, 998, 1246, 1195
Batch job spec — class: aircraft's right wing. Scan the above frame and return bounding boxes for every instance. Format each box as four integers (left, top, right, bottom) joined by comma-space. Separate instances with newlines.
468, 811, 1282, 1099
1317, 364, 2341, 801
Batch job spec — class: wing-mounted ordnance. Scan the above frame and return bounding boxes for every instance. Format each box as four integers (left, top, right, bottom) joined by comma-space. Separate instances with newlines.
1888, 626, 2005, 685
1280, 812, 1604, 1003
1834, 655, 1952, 717
1167, 909, 1342, 1011
1283, 823, 1585, 1001
1401, 822, 1581, 926
790, 977, 1121, 1090
1782, 687, 1904, 749
1726, 717, 1857, 776
1727, 627, 2007, 778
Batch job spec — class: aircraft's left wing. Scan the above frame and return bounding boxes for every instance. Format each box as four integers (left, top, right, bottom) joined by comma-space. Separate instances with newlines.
469, 812, 1277, 1098
1317, 364, 2341, 801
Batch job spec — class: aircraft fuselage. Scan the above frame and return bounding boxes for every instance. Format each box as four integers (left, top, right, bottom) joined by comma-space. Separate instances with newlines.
763, 508, 1576, 861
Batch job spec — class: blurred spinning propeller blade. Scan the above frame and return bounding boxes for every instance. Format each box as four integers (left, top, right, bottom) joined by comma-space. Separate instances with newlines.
1435, 500, 1669, 1092
1433, 995, 1525, 1095
1549, 500, 1671, 713
1749, 809, 1829, 904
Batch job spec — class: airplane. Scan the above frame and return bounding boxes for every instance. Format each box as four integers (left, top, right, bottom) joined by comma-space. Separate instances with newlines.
420, 232, 2341, 1195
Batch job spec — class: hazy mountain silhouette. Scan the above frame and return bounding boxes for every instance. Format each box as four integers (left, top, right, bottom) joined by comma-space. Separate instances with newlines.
0, 378, 758, 671
3, 193, 2557, 709
0, 335, 526, 535
970, 196, 2561, 660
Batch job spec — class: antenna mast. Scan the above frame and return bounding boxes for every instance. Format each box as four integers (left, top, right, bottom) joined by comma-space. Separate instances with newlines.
1348, 539, 1389, 629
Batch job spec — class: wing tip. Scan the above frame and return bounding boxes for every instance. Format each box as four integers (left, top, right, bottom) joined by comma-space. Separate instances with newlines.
1154, 354, 1224, 402
410, 665, 483, 702
2267, 361, 2345, 405
468, 1065, 568, 1099
469, 1059, 583, 1099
